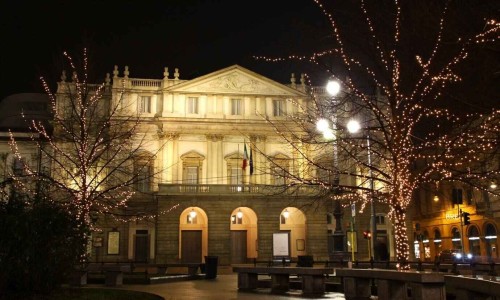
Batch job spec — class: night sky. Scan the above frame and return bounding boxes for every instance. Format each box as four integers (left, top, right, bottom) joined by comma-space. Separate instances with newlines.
2, 1, 498, 110
1, 0, 329, 100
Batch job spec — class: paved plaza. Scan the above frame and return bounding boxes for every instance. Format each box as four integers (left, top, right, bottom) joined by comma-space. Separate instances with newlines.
113, 274, 346, 300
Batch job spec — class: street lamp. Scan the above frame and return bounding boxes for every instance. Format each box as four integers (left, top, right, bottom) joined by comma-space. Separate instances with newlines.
347, 119, 377, 260
316, 80, 345, 256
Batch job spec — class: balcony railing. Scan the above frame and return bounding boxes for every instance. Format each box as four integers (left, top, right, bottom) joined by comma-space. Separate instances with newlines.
157, 183, 324, 196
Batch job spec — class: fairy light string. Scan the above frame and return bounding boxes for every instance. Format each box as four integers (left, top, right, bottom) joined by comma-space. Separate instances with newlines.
254, 1, 498, 270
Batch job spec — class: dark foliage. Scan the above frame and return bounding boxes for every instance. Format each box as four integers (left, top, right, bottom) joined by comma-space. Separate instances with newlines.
0, 189, 88, 296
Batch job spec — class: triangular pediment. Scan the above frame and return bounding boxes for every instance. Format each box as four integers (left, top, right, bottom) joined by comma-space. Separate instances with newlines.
165, 65, 307, 97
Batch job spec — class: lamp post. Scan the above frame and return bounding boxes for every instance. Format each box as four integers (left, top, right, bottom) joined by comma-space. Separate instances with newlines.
347, 119, 377, 260
316, 80, 345, 255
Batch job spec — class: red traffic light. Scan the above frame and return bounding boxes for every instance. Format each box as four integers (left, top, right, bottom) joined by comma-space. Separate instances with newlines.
363, 230, 371, 239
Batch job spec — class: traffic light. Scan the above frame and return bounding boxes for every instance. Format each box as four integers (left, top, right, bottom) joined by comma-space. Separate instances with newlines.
363, 230, 371, 239
462, 212, 471, 225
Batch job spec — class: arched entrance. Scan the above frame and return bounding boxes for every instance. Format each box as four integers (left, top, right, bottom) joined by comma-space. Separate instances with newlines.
374, 213, 393, 260
422, 230, 431, 261
433, 228, 442, 258
467, 225, 480, 256
451, 227, 461, 250
279, 207, 306, 258
484, 223, 498, 260
230, 207, 258, 264
179, 207, 208, 263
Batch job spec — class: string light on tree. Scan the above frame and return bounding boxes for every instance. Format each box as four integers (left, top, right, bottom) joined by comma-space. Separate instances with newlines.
254, 1, 499, 270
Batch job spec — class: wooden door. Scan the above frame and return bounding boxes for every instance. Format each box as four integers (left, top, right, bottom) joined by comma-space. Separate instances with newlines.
135, 230, 149, 263
231, 230, 247, 264
181, 230, 202, 263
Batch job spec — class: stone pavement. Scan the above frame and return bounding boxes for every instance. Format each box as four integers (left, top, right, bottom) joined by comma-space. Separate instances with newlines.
114, 273, 346, 300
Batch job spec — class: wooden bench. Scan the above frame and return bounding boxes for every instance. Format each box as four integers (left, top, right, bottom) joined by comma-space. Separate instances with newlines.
232, 266, 333, 295
336, 268, 446, 300
155, 263, 204, 276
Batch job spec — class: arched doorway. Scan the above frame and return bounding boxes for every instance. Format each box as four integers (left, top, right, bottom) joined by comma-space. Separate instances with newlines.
279, 207, 306, 259
374, 213, 392, 261
484, 223, 498, 260
467, 225, 480, 256
422, 230, 431, 261
433, 228, 442, 258
230, 207, 258, 264
179, 207, 208, 263
451, 227, 461, 250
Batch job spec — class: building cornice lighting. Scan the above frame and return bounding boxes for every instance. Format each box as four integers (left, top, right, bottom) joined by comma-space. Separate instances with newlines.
433, 239, 442, 243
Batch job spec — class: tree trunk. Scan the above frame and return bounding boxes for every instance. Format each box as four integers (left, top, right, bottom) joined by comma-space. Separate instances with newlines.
393, 205, 410, 270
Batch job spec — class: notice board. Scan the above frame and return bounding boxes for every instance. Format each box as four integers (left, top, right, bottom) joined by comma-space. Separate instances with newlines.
272, 232, 290, 257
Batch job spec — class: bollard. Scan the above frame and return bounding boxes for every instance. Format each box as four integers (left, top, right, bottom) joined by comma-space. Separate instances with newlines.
417, 259, 423, 271
369, 257, 374, 269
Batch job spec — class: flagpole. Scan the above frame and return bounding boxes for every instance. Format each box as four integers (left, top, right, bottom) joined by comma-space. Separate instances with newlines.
237, 143, 240, 185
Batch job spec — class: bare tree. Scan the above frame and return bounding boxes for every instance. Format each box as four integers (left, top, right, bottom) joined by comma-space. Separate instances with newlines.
9, 49, 168, 227
255, 1, 499, 268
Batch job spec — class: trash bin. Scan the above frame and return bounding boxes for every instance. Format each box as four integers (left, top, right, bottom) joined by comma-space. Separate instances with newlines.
204, 256, 218, 279
297, 255, 314, 267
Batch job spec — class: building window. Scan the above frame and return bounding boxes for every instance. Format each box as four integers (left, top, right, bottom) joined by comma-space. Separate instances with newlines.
136, 161, 153, 192
181, 151, 204, 188
452, 188, 463, 206
273, 99, 286, 116
376, 215, 386, 225
231, 99, 242, 115
138, 96, 151, 113
273, 167, 286, 185
185, 166, 199, 184
229, 167, 243, 185
187, 97, 198, 114
317, 166, 336, 185
271, 154, 290, 185
12, 157, 26, 176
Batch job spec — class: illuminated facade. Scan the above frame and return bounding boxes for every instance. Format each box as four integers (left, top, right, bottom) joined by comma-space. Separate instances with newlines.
411, 174, 500, 262
2, 66, 396, 265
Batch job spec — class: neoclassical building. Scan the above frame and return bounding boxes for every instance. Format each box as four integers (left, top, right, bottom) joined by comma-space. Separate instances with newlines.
2, 65, 395, 266
82, 64, 393, 265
